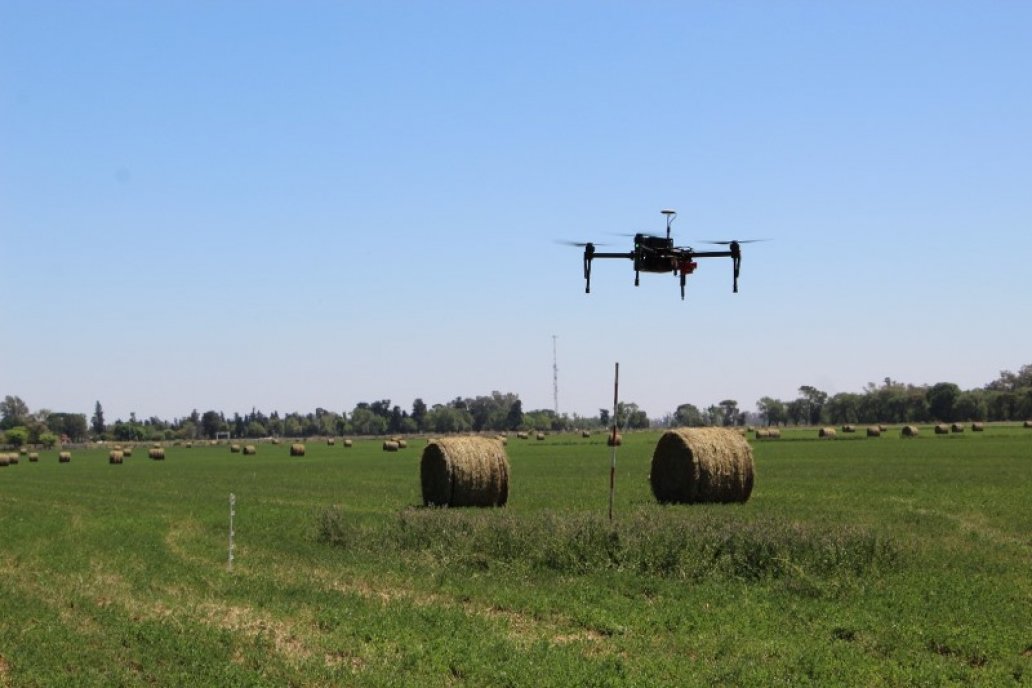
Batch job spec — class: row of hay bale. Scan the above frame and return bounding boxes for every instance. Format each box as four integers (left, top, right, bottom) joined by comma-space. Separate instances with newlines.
419, 428, 754, 508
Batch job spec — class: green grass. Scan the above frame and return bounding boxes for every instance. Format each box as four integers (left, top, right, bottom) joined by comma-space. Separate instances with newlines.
0, 427, 1030, 686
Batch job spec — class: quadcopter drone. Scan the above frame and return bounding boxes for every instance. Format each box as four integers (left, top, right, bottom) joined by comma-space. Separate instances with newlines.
560, 210, 764, 299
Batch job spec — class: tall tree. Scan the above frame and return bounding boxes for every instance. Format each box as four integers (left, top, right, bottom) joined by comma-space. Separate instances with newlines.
718, 400, 740, 426
1, 395, 30, 430
91, 401, 106, 435
798, 386, 828, 425
927, 382, 961, 422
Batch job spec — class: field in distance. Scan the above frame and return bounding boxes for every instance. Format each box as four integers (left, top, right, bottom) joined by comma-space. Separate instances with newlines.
0, 426, 1029, 686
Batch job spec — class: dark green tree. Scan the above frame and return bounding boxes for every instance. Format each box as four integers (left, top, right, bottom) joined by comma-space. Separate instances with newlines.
91, 401, 106, 436
927, 382, 961, 422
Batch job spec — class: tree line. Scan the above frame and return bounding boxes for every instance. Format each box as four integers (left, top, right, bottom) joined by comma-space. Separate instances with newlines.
2, 364, 1030, 444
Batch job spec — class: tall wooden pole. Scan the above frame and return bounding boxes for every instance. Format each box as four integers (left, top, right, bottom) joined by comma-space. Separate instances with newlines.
608, 362, 619, 522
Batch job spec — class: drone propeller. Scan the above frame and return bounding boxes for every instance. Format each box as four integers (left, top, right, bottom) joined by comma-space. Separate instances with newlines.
699, 239, 770, 245
555, 240, 611, 248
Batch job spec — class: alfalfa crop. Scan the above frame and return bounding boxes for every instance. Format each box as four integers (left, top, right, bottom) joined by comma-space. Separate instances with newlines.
290, 443, 306, 456
420, 437, 509, 507
649, 428, 754, 504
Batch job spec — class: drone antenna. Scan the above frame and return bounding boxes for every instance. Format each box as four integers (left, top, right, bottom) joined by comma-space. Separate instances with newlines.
661, 209, 677, 239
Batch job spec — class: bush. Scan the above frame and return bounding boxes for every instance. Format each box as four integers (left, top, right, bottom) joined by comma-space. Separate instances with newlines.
4, 426, 29, 447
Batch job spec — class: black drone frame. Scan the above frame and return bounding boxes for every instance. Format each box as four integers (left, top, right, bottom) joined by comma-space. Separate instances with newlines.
580, 211, 744, 299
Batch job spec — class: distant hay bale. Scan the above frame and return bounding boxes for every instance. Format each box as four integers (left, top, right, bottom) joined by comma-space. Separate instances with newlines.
767, 428, 781, 439
6, 454, 17, 465
581, 430, 591, 438
109, 450, 124, 464
754, 429, 770, 439
819, 427, 837, 438
390, 436, 402, 443
383, 441, 399, 452
901, 425, 919, 437
1024, 420, 1032, 429
148, 447, 165, 460
271, 438, 281, 445
516, 431, 529, 440
607, 432, 623, 446
185, 442, 192, 449
28, 452, 39, 462
344, 439, 353, 447
243, 445, 257, 455
420, 437, 509, 507
327, 438, 336, 446
122, 447, 133, 457
649, 428, 755, 504
397, 439, 408, 449
971, 422, 985, 432
934, 424, 949, 435
19, 447, 27, 455
866, 426, 881, 437
290, 443, 306, 456
0, 455, 8, 467
879, 424, 889, 432
59, 451, 72, 463
151, 443, 161, 449
536, 432, 545, 441
950, 423, 964, 433
230, 444, 241, 453
842, 424, 856, 433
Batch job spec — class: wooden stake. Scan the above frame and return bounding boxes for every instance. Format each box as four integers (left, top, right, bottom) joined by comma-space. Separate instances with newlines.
609, 362, 619, 522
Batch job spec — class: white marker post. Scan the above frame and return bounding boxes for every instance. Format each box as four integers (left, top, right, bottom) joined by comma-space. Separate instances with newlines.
228, 493, 236, 572
608, 362, 619, 522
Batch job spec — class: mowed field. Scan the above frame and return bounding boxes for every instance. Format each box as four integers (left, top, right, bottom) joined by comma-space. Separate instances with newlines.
0, 427, 1029, 687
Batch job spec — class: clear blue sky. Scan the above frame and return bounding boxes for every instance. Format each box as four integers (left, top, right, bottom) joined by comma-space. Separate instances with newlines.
2, 1, 1030, 423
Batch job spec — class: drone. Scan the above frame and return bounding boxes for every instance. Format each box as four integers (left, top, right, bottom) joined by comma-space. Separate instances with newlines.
560, 209, 764, 299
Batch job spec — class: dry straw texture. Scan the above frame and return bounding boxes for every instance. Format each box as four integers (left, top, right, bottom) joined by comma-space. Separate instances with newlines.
972, 422, 985, 432
383, 441, 400, 452
516, 432, 529, 440
901, 425, 919, 437
649, 428, 755, 504
934, 424, 949, 435
420, 437, 510, 507
109, 450, 124, 464
59, 451, 71, 463
28, 452, 39, 462
767, 428, 781, 439
950, 423, 964, 433
243, 445, 257, 455
607, 433, 623, 447
866, 426, 881, 437
230, 444, 241, 453
755, 429, 770, 439
122, 447, 133, 457
819, 427, 837, 438
842, 424, 856, 433
148, 448, 165, 460
327, 438, 336, 446
290, 443, 306, 456
536, 432, 546, 441
397, 439, 408, 449
344, 439, 353, 447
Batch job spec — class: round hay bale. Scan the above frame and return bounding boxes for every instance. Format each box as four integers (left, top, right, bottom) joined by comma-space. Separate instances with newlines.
243, 445, 257, 455
19, 447, 27, 455
842, 424, 856, 433
397, 439, 408, 449
151, 443, 161, 449
344, 439, 353, 447
58, 451, 71, 463
109, 450, 124, 464
649, 428, 754, 504
754, 428, 770, 439
767, 428, 781, 439
184, 442, 192, 449
607, 432, 623, 447
971, 422, 985, 432
383, 441, 399, 452
934, 423, 949, 435
0, 455, 8, 467
271, 438, 281, 445
819, 427, 837, 438
230, 443, 241, 453
581, 430, 591, 438
327, 438, 336, 446
535, 432, 545, 441
879, 424, 888, 432
7, 453, 18, 465
122, 447, 133, 457
148, 447, 165, 460
866, 426, 881, 437
28, 452, 39, 462
950, 423, 964, 433
1023, 420, 1032, 429
420, 437, 509, 507
290, 443, 306, 456
901, 425, 919, 438
516, 431, 529, 440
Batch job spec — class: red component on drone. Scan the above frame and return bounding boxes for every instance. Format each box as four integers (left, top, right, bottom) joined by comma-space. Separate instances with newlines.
678, 260, 698, 276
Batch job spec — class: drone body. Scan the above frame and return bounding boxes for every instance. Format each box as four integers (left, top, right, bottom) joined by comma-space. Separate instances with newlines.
568, 210, 758, 300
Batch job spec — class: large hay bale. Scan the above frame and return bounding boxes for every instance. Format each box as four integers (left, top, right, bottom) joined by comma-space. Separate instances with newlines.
397, 439, 408, 449
649, 428, 754, 504
607, 432, 623, 447
866, 426, 881, 437
344, 439, 353, 447
842, 424, 856, 433
243, 445, 257, 455
383, 441, 399, 452
971, 422, 985, 432
59, 451, 72, 463
230, 443, 241, 453
934, 423, 949, 435
327, 438, 336, 446
420, 437, 509, 507
148, 447, 165, 460
109, 450, 124, 464
950, 423, 964, 433
290, 443, 306, 456
122, 447, 133, 457
535, 432, 545, 441
819, 427, 837, 438
901, 425, 919, 437
28, 452, 39, 462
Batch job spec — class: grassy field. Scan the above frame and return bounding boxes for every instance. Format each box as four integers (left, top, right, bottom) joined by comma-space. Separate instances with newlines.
0, 426, 1029, 686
